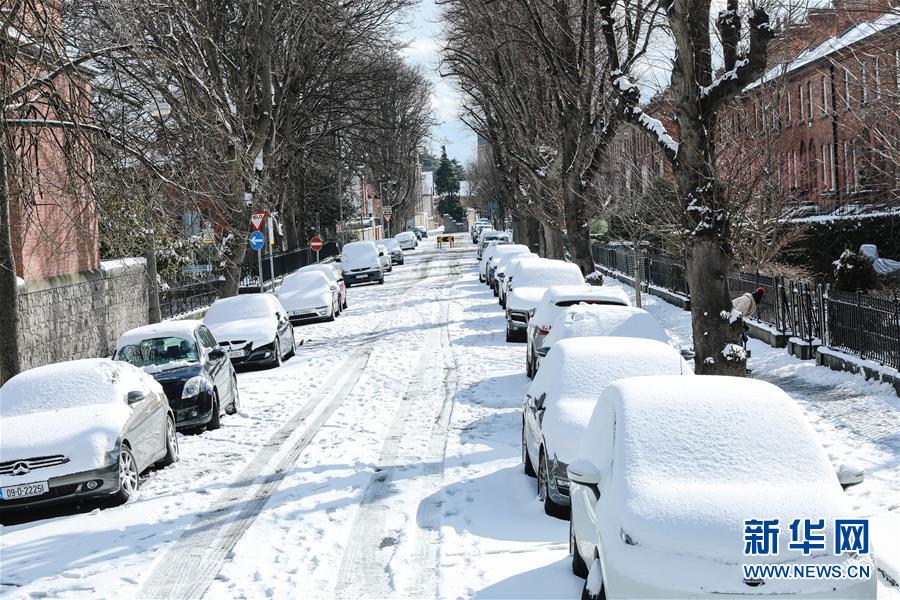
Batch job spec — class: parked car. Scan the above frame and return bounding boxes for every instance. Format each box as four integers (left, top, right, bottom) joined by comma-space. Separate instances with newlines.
203, 293, 295, 369
477, 230, 510, 259
484, 245, 530, 286
341, 241, 384, 286
394, 231, 418, 251
525, 286, 632, 377
381, 238, 404, 265
115, 320, 240, 431
496, 253, 541, 303
376, 244, 393, 272
277, 270, 340, 323
523, 337, 689, 517
298, 262, 347, 311
406, 226, 424, 240
471, 219, 491, 242
414, 226, 428, 238
480, 243, 527, 283
0, 359, 177, 512
505, 260, 585, 342
570, 375, 872, 599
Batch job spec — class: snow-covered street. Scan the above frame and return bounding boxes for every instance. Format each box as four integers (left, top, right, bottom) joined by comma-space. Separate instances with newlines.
1, 237, 898, 599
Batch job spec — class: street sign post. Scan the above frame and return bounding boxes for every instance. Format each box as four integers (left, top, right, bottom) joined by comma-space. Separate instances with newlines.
382, 206, 392, 235
249, 231, 265, 292
310, 235, 323, 262
267, 217, 276, 290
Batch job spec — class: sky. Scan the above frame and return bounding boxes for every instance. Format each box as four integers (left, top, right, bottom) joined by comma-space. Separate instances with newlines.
400, 0, 477, 166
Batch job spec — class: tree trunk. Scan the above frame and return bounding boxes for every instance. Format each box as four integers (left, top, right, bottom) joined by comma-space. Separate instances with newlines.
146, 232, 161, 324
526, 217, 541, 254
685, 237, 745, 375
285, 204, 300, 251
0, 138, 22, 384
563, 181, 595, 274
632, 245, 643, 308
513, 215, 529, 245
542, 222, 565, 259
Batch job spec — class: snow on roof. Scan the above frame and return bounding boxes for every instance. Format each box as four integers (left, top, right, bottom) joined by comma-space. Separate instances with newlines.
746, 12, 900, 91
512, 260, 584, 289
116, 320, 201, 349
588, 375, 849, 578
544, 304, 669, 348
281, 270, 330, 292
1, 358, 150, 415
532, 337, 688, 464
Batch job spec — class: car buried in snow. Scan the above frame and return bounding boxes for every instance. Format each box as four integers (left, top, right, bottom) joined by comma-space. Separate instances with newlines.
341, 241, 385, 286
570, 375, 873, 600
484, 244, 530, 287
525, 285, 632, 378
298, 262, 347, 311
203, 293, 296, 369
380, 238, 404, 265
394, 231, 418, 251
0, 359, 177, 513
504, 259, 585, 342
277, 270, 341, 323
477, 230, 510, 260
115, 320, 240, 431
496, 253, 541, 304
523, 337, 690, 518
376, 244, 393, 273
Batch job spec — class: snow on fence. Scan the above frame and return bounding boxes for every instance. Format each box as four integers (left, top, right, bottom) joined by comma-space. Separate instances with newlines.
592, 243, 900, 371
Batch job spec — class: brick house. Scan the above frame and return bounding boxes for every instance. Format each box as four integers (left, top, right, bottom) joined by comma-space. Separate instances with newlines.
606, 2, 899, 216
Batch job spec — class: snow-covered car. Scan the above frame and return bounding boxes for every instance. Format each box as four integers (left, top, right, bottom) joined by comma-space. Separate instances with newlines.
341, 241, 384, 286
203, 293, 296, 369
376, 244, 392, 272
477, 230, 510, 259
523, 338, 689, 518
484, 244, 530, 286
497, 253, 541, 303
298, 262, 347, 311
394, 231, 418, 251
277, 270, 340, 323
471, 220, 492, 242
505, 260, 585, 342
525, 286, 631, 377
0, 359, 177, 512
535, 304, 684, 374
381, 238, 404, 265
115, 320, 240, 430
570, 375, 872, 600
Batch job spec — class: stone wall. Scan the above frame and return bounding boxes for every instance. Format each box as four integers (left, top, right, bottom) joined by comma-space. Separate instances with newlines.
17, 259, 149, 370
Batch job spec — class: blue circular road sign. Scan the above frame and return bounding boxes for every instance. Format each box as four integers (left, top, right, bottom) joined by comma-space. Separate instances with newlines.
248, 230, 265, 251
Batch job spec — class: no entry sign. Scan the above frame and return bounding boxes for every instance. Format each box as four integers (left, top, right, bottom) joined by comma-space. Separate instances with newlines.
310, 236, 323, 252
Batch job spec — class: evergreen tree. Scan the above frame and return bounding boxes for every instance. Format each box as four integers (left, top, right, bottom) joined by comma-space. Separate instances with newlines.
434, 145, 460, 197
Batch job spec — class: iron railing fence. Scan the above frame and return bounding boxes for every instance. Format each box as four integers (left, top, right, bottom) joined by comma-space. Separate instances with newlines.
239, 242, 340, 290
592, 243, 900, 369
159, 277, 219, 319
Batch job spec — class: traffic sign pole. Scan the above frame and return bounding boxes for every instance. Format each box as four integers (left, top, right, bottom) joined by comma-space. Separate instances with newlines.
309, 236, 323, 263
267, 217, 275, 290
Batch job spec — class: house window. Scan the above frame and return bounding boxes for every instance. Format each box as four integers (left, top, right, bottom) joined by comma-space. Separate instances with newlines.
874, 56, 881, 100
786, 92, 792, 123
793, 150, 800, 188
861, 62, 869, 104
808, 81, 814, 118
843, 141, 851, 193
821, 75, 829, 114
829, 143, 836, 191
821, 144, 829, 189
843, 68, 851, 107
851, 140, 859, 192
799, 85, 805, 120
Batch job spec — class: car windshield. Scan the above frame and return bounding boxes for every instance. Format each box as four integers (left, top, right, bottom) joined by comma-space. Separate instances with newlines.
382, 239, 401, 251
342, 242, 378, 261
395, 233, 413, 242
116, 336, 199, 367
205, 295, 273, 323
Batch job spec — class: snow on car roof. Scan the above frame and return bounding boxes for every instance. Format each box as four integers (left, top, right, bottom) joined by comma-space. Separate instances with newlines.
1, 358, 150, 415
511, 260, 584, 289
395, 232, 415, 240
299, 263, 339, 280
543, 304, 669, 347
204, 293, 279, 323
532, 285, 632, 326
116, 320, 201, 349
281, 270, 330, 292
532, 337, 688, 464
381, 238, 401, 250
342, 241, 378, 257
597, 375, 847, 566
497, 253, 538, 274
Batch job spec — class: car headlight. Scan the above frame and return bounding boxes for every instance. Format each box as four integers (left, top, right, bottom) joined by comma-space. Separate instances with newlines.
182, 376, 206, 399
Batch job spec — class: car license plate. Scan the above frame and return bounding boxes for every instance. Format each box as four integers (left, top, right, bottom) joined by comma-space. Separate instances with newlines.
227, 349, 245, 358
357, 274, 368, 279
1, 481, 49, 500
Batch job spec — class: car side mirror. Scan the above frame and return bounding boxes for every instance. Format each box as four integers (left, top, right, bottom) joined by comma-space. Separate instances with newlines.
208, 348, 226, 361
568, 459, 601, 494
536, 346, 550, 358
679, 346, 696, 360
127, 390, 147, 405
837, 463, 865, 490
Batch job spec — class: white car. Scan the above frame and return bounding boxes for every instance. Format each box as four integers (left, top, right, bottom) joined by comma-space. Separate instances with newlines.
203, 293, 296, 369
376, 244, 392, 272
570, 375, 872, 600
298, 263, 347, 311
341, 241, 384, 286
0, 359, 177, 512
480, 243, 529, 283
380, 238, 404, 265
525, 285, 631, 377
395, 231, 418, 251
523, 337, 689, 517
477, 230, 510, 259
277, 270, 340, 323
496, 253, 541, 303
505, 260, 585, 342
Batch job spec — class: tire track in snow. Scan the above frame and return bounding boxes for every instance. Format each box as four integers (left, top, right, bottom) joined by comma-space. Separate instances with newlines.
332, 252, 465, 599
140, 255, 441, 600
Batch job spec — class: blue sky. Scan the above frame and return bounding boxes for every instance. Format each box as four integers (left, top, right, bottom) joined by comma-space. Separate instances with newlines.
400, 0, 477, 166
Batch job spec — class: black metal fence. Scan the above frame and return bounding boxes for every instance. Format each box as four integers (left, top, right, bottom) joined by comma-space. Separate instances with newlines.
239, 241, 340, 289
592, 243, 900, 370
159, 276, 219, 319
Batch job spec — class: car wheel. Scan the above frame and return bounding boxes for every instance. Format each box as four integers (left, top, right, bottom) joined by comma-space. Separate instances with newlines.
225, 377, 240, 415
571, 520, 589, 578
526, 349, 534, 379
538, 450, 569, 519
157, 415, 179, 467
493, 286, 499, 297
582, 559, 607, 600
522, 425, 536, 477
285, 329, 296, 359
505, 325, 515, 343
113, 445, 139, 505
207, 393, 221, 430
378, 277, 385, 284
270, 337, 283, 368
343, 297, 348, 310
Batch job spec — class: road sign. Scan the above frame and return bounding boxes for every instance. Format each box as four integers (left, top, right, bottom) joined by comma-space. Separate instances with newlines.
310, 236, 323, 252
384, 214, 392, 222
250, 211, 267, 231
249, 231, 265, 251
382, 206, 392, 215
201, 228, 215, 245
